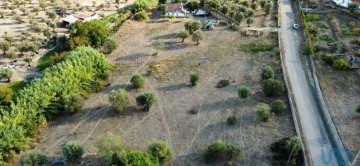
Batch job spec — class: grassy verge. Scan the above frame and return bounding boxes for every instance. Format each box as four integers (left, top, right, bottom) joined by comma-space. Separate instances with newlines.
37, 46, 66, 70
96, 13, 117, 27
239, 42, 276, 54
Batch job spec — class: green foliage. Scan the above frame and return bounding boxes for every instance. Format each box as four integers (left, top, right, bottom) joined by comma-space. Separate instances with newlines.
0, 41, 10, 54
134, 11, 149, 21
237, 86, 251, 100
270, 136, 303, 165
127, 151, 159, 166
261, 66, 274, 80
184, 20, 202, 34
270, 100, 286, 113
112, 10, 132, 33
109, 89, 130, 112
0, 68, 13, 82
148, 141, 172, 163
348, 3, 359, 12
235, 12, 245, 22
255, 104, 273, 121
354, 38, 360, 46
133, 0, 158, 11
356, 105, 360, 113
264, 3, 272, 14
0, 47, 111, 162
111, 150, 128, 166
159, 4, 168, 12
20, 150, 47, 166
333, 58, 349, 70
96, 132, 126, 165
246, 17, 254, 26
178, 29, 190, 43
192, 30, 204, 45
320, 54, 335, 65
63, 93, 84, 113
318, 35, 334, 45
67, 36, 90, 50
186, 1, 199, 11
63, 141, 84, 163
204, 140, 244, 163
190, 72, 199, 86
226, 116, 236, 125
95, 13, 116, 27
136, 92, 156, 111
101, 38, 118, 54
263, 78, 285, 96
229, 24, 240, 31
130, 73, 145, 89
304, 13, 321, 22
37, 46, 67, 70
0, 85, 14, 108
70, 21, 109, 48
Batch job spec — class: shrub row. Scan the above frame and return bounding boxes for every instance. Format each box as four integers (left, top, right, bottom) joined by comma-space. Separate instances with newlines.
301, 11, 315, 56
0, 47, 112, 163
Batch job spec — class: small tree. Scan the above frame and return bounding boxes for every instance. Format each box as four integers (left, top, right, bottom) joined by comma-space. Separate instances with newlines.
63, 141, 84, 163
0, 68, 13, 82
68, 36, 90, 50
0, 41, 10, 55
192, 30, 204, 45
20, 150, 47, 166
264, 3, 272, 15
130, 73, 145, 89
134, 12, 149, 21
102, 39, 118, 54
127, 150, 160, 165
237, 86, 251, 101
148, 141, 172, 164
333, 59, 350, 70
263, 78, 285, 96
246, 18, 254, 27
24, 58, 32, 67
109, 89, 130, 112
270, 100, 286, 113
96, 132, 126, 165
178, 29, 190, 43
43, 28, 52, 39
190, 72, 199, 86
348, 3, 359, 13
255, 104, 273, 121
204, 140, 243, 163
0, 11, 5, 18
227, 115, 236, 125
4, 35, 14, 46
235, 12, 245, 22
63, 93, 84, 113
186, 1, 199, 11
136, 92, 156, 111
261, 66, 274, 80
111, 150, 128, 166
184, 20, 201, 34
251, 3, 258, 10
32, 7, 41, 15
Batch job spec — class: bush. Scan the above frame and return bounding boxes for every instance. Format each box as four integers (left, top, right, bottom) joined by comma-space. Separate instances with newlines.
186, 1, 199, 11
133, 0, 158, 11
237, 86, 251, 100
96, 132, 126, 165
109, 89, 130, 112
261, 66, 274, 80
178, 29, 190, 43
356, 105, 360, 113
20, 150, 47, 166
333, 59, 349, 70
148, 141, 172, 163
63, 93, 84, 113
130, 73, 145, 89
190, 72, 199, 86
270, 100, 286, 113
192, 30, 204, 45
227, 116, 236, 125
127, 151, 159, 166
263, 78, 285, 96
101, 39, 118, 54
63, 141, 84, 163
229, 24, 240, 31
134, 11, 149, 21
67, 36, 89, 50
204, 140, 243, 163
270, 136, 303, 165
136, 92, 156, 111
111, 150, 128, 166
255, 104, 273, 121
321, 54, 334, 65
70, 21, 109, 48
184, 20, 201, 34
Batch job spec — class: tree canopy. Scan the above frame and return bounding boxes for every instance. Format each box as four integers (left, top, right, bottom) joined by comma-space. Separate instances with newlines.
70, 21, 110, 48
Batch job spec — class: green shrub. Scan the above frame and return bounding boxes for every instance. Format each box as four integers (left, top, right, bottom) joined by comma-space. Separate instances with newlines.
270, 136, 303, 165
130, 73, 145, 89
136, 92, 156, 111
70, 21, 109, 48
148, 141, 172, 163
127, 151, 159, 166
109, 89, 130, 112
63, 93, 84, 113
192, 30, 204, 45
133, 0, 158, 11
237, 86, 251, 100
229, 24, 240, 31
134, 11, 149, 21
261, 66, 274, 80
263, 78, 285, 96
190, 72, 199, 86
111, 150, 128, 166
0, 85, 14, 108
354, 39, 360, 46
270, 100, 286, 113
20, 150, 47, 166
204, 140, 243, 163
356, 105, 360, 113
318, 35, 334, 45
321, 54, 334, 65
333, 58, 349, 70
101, 39, 118, 54
178, 29, 190, 43
96, 132, 126, 165
63, 141, 84, 163
184, 20, 201, 34
255, 104, 273, 121
226, 116, 236, 125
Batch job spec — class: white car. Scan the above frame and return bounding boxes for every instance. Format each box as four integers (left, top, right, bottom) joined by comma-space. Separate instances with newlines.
293, 24, 299, 29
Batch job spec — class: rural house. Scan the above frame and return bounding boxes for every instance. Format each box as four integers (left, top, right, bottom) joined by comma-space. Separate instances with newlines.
61, 11, 99, 25
165, 3, 187, 18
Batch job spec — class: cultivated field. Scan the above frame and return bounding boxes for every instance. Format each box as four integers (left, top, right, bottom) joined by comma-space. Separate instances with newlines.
32, 16, 296, 165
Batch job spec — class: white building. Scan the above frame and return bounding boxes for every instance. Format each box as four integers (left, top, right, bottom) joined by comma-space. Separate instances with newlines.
165, 3, 187, 18
61, 11, 99, 24
331, 0, 360, 8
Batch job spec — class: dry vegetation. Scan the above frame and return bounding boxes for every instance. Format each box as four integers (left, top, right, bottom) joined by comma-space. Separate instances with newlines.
32, 16, 295, 165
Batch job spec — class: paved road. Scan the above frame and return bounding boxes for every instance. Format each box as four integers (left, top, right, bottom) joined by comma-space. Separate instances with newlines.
279, 0, 339, 165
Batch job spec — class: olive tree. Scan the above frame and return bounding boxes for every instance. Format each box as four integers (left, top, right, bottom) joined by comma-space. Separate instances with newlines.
130, 73, 145, 89
270, 100, 286, 113
136, 92, 156, 111
24, 57, 32, 67
109, 89, 130, 112
263, 78, 285, 96
255, 104, 273, 121
63, 141, 84, 163
192, 30, 204, 45
261, 66, 274, 80
0, 68, 13, 82
63, 93, 84, 113
184, 20, 201, 34
178, 29, 190, 43
237, 86, 251, 101
190, 72, 199, 86
20, 150, 47, 166
148, 141, 172, 163
0, 41, 10, 55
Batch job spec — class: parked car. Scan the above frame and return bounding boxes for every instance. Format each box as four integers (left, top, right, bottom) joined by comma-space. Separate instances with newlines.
293, 24, 299, 29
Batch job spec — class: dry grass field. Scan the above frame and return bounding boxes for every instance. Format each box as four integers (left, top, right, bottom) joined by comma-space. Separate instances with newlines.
31, 17, 296, 165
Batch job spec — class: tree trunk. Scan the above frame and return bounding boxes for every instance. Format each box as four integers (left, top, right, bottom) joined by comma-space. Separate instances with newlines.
182, 38, 185, 42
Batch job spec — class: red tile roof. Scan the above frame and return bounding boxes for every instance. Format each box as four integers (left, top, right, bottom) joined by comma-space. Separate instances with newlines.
165, 3, 182, 12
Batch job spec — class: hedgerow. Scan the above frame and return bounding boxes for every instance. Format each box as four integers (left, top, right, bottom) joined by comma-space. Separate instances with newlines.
0, 46, 112, 162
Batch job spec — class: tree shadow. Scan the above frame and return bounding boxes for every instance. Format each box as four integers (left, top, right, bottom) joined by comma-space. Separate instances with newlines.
164, 42, 188, 50
115, 52, 146, 62
158, 83, 190, 91
152, 33, 178, 40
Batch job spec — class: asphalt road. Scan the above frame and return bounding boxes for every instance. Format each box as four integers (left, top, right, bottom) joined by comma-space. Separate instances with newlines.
279, 0, 339, 165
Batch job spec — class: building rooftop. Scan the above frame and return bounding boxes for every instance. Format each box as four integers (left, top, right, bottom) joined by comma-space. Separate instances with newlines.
73, 11, 96, 20
165, 3, 183, 12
